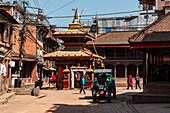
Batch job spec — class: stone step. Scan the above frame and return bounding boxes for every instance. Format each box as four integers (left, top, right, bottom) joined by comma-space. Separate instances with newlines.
132, 93, 170, 103
0, 92, 15, 105
145, 83, 170, 94
12, 87, 33, 95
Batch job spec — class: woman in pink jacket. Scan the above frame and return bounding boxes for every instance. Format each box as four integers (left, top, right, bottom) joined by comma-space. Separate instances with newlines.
127, 75, 133, 89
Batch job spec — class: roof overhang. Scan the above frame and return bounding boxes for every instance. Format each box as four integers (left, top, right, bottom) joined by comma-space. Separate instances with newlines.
129, 42, 170, 49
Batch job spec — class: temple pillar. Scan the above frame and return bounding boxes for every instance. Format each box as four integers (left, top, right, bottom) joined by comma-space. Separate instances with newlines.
57, 65, 63, 88
146, 53, 149, 83
155, 55, 157, 67
151, 54, 154, 82
147, 53, 151, 82
125, 65, 127, 79
114, 65, 116, 78
136, 65, 139, 75
143, 52, 146, 91
161, 56, 163, 66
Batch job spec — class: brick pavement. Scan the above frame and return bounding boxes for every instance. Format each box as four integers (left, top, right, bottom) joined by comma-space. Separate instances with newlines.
0, 88, 170, 113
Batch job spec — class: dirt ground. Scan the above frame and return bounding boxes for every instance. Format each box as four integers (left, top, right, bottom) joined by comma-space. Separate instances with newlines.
0, 87, 170, 113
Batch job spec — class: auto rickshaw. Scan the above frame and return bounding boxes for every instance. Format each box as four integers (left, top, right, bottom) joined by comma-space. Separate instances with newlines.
92, 69, 116, 103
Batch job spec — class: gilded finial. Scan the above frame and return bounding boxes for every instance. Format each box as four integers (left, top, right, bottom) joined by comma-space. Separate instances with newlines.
72, 8, 80, 23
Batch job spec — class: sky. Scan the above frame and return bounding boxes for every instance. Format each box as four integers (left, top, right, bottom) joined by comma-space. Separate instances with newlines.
27, 0, 139, 28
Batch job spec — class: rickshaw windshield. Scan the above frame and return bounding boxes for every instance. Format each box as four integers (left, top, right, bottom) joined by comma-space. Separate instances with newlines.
94, 69, 113, 85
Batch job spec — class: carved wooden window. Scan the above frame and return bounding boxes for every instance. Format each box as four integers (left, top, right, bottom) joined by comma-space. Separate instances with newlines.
3, 25, 10, 43
0, 24, 4, 41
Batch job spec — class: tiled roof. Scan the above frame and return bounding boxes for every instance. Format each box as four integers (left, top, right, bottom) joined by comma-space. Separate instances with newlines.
53, 29, 86, 35
43, 49, 104, 59
43, 50, 90, 58
86, 31, 138, 45
129, 12, 170, 43
0, 10, 18, 24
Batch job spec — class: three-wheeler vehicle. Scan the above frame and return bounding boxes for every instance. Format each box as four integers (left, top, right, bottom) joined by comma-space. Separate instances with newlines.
92, 69, 116, 103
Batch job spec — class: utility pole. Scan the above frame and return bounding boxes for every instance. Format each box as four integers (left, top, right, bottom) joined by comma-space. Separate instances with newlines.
95, 11, 98, 36
19, 0, 26, 78
146, 0, 149, 26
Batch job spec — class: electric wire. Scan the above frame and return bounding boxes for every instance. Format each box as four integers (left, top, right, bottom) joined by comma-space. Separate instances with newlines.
33, 0, 37, 7
47, 0, 76, 15
27, 0, 36, 14
42, 0, 50, 8
47, 10, 141, 19
36, 0, 40, 8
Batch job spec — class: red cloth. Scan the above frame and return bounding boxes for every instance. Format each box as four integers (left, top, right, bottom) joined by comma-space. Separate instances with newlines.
51, 76, 56, 82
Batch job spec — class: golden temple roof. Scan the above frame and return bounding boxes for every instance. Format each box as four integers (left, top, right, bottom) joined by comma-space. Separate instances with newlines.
43, 49, 104, 59
53, 8, 94, 38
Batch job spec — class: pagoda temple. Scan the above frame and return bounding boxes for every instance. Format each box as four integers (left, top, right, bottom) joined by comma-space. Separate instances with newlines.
44, 9, 104, 89
129, 12, 170, 103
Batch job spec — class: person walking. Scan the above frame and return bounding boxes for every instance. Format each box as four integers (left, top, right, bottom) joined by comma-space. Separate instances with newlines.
80, 76, 86, 94
135, 74, 141, 90
127, 75, 133, 89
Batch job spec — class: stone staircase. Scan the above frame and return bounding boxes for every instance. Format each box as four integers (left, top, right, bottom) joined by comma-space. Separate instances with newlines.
133, 83, 170, 103
0, 92, 15, 105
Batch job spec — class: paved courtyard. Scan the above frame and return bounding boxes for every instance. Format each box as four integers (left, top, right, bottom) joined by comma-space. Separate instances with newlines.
0, 87, 170, 113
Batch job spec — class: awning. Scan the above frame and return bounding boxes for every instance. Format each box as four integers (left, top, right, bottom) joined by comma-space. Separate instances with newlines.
49, 67, 56, 71
43, 67, 49, 70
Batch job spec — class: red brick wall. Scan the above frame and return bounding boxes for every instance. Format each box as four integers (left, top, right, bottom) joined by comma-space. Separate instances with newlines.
165, 2, 170, 14
158, 0, 166, 10
12, 24, 37, 56
32, 63, 37, 82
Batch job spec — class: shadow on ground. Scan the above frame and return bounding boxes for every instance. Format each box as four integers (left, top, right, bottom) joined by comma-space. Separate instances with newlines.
45, 92, 141, 113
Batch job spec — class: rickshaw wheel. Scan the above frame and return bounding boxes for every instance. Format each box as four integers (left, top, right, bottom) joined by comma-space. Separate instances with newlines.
93, 99, 96, 103
113, 87, 116, 98
113, 92, 116, 98
108, 92, 111, 103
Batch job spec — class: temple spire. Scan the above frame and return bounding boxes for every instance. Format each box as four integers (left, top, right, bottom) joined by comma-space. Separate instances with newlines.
68, 8, 82, 30
72, 8, 80, 23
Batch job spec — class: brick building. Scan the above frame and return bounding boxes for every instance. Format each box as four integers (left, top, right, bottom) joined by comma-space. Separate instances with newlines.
129, 12, 170, 103
43, 26, 59, 83
0, 9, 18, 91
0, 2, 54, 87
86, 31, 143, 87
138, 0, 170, 30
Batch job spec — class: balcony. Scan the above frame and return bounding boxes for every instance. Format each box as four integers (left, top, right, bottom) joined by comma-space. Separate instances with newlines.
106, 56, 143, 60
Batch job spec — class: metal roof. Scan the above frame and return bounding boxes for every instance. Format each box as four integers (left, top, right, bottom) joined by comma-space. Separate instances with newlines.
94, 69, 113, 73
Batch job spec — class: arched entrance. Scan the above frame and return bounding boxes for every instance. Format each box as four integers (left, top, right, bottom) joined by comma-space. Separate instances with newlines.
127, 64, 136, 77
70, 67, 88, 88
116, 64, 125, 77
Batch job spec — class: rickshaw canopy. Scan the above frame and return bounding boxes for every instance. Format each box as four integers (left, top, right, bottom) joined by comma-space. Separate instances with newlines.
94, 69, 113, 74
